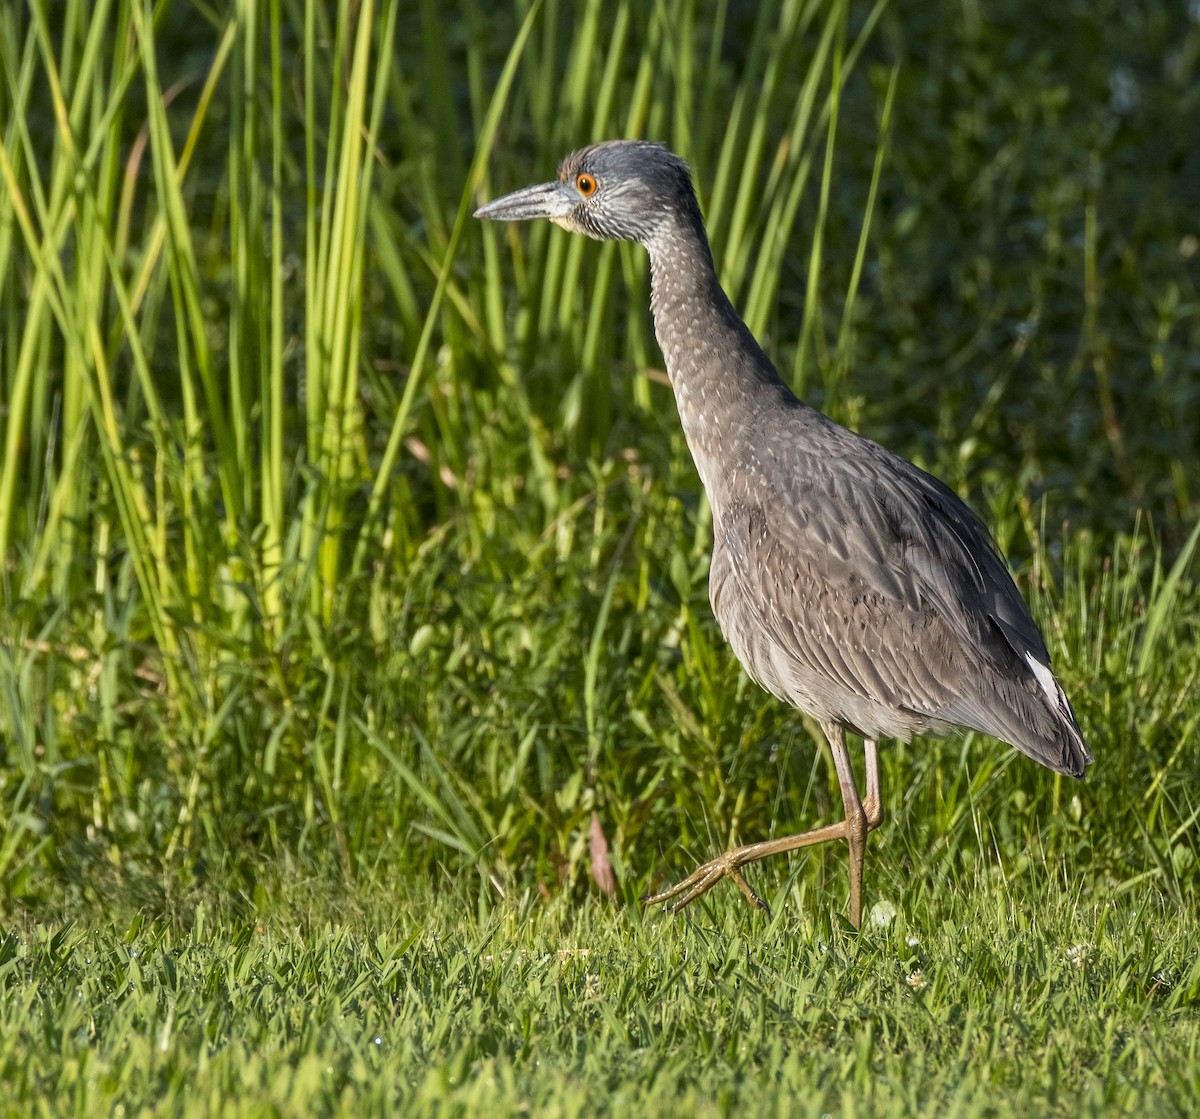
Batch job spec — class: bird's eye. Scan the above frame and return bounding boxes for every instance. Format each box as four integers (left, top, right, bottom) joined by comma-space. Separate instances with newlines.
575, 173, 598, 197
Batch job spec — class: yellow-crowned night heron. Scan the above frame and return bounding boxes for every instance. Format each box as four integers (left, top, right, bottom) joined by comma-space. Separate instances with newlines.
475, 140, 1092, 927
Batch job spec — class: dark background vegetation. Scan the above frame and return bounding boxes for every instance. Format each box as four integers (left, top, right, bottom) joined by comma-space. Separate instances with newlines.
1, 0, 1197, 922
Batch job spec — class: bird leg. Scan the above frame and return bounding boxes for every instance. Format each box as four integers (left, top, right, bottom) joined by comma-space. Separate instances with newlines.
641, 817, 854, 914
829, 724, 870, 927
642, 725, 885, 926
863, 737, 884, 829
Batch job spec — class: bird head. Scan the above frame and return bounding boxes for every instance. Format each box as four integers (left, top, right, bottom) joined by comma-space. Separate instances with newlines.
474, 140, 698, 245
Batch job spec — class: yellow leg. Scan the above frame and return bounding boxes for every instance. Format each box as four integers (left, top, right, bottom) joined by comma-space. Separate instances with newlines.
643, 724, 885, 925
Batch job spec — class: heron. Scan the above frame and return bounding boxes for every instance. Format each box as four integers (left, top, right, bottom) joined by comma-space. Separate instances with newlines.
475, 140, 1092, 927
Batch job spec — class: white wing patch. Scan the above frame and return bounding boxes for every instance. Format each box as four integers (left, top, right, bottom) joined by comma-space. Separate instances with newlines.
1025, 652, 1061, 709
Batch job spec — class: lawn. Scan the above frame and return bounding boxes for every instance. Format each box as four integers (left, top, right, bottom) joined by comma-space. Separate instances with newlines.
2, 882, 1198, 1116
1, 0, 1198, 1115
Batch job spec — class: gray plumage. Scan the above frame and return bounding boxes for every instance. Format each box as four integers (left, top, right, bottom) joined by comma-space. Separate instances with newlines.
476, 140, 1092, 924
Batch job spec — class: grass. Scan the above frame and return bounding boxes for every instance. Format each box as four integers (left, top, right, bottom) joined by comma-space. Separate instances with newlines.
1, 0, 1199, 1114
2, 882, 1199, 1116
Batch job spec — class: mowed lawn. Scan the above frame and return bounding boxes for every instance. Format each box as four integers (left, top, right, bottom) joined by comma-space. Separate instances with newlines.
3, 880, 1199, 1116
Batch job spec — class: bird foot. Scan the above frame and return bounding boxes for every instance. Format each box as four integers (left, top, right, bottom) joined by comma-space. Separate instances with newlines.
641, 853, 772, 915
641, 818, 852, 916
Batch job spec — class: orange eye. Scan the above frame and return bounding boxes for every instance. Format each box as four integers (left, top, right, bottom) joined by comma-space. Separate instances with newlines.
575, 172, 598, 197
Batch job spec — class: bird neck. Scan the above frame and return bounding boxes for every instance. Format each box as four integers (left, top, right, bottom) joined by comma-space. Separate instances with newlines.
643, 214, 785, 498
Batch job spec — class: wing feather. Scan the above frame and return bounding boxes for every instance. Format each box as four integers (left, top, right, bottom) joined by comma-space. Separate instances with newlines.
709, 407, 1061, 747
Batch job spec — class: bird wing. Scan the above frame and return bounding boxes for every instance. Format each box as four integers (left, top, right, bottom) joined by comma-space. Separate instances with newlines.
711, 410, 1054, 737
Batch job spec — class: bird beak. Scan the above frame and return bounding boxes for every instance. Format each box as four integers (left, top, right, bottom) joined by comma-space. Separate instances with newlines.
474, 180, 576, 223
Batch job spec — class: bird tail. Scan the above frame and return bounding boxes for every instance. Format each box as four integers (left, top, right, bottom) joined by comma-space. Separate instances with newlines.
1015, 652, 1093, 777
948, 652, 1092, 778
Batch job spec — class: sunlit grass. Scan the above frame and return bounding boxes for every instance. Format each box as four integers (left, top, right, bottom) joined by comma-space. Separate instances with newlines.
0, 0, 1198, 1113
1, 881, 1197, 1116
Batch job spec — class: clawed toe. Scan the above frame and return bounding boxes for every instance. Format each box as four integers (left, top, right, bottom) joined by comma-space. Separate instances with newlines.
726, 867, 771, 913
641, 852, 770, 915
642, 812, 861, 919
641, 859, 726, 911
